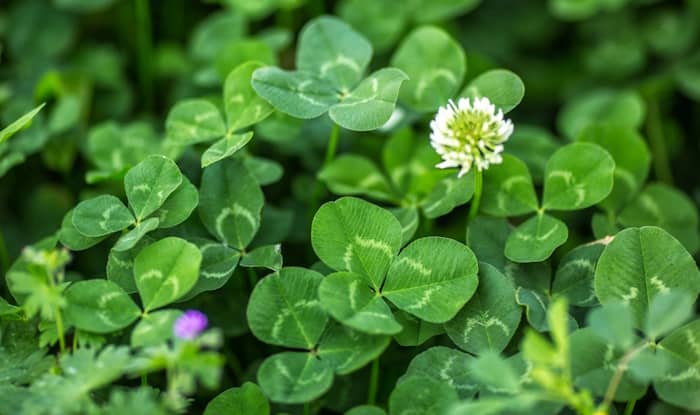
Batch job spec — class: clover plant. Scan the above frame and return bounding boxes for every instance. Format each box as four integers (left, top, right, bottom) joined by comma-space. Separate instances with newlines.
1, 2, 700, 415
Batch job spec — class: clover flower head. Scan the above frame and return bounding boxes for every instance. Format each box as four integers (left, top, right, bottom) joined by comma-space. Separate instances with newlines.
174, 309, 208, 340
430, 96, 514, 177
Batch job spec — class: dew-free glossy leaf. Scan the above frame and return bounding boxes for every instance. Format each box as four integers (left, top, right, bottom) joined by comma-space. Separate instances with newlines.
247, 267, 328, 349
421, 170, 475, 219
204, 382, 270, 415
0, 103, 45, 145
201, 132, 254, 168
391, 26, 466, 112
186, 239, 241, 298
199, 157, 264, 249
542, 143, 615, 211
388, 376, 458, 415
319, 154, 395, 202
393, 310, 443, 347
653, 320, 700, 410
251, 67, 339, 119
318, 272, 401, 335
297, 16, 372, 92
165, 99, 226, 145
644, 290, 694, 339
154, 176, 199, 228
58, 209, 106, 251
311, 197, 402, 289
594, 227, 700, 324
124, 155, 183, 220
107, 236, 153, 294
445, 263, 521, 354
578, 123, 650, 212
257, 352, 333, 404
224, 62, 274, 131
399, 346, 478, 399
460, 69, 524, 113
64, 279, 140, 334
557, 90, 645, 140
130, 309, 182, 348
551, 242, 605, 307
618, 184, 699, 254
505, 214, 568, 263
481, 155, 539, 217
329, 68, 408, 131
317, 323, 390, 374
134, 237, 202, 311
240, 244, 283, 271
73, 195, 135, 237
383, 237, 478, 323
112, 217, 159, 252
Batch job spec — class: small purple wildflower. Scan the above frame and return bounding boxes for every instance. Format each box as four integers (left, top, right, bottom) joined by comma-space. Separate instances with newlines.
174, 310, 208, 339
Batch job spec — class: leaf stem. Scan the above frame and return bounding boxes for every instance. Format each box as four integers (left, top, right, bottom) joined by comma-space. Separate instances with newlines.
367, 357, 380, 405
303, 402, 310, 415
134, 0, 154, 112
467, 169, 483, 225
623, 400, 636, 415
645, 97, 673, 184
54, 306, 66, 353
0, 227, 9, 276
599, 342, 647, 412
310, 123, 341, 216
324, 123, 341, 166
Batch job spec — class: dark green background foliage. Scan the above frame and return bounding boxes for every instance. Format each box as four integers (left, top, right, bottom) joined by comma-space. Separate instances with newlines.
1, 0, 700, 414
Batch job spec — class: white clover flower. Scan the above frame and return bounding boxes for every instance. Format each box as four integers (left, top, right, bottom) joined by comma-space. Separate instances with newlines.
430, 96, 514, 177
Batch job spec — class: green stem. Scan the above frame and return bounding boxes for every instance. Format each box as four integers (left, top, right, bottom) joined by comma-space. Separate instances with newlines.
367, 357, 380, 405
0, 227, 9, 276
72, 330, 78, 352
134, 0, 154, 112
309, 123, 341, 216
599, 342, 647, 412
54, 306, 66, 353
623, 400, 636, 415
303, 402, 310, 415
141, 373, 148, 386
323, 123, 340, 166
645, 97, 673, 184
247, 268, 258, 289
467, 169, 483, 225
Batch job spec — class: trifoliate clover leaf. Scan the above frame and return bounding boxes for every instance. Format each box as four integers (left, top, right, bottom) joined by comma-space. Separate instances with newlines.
252, 16, 408, 131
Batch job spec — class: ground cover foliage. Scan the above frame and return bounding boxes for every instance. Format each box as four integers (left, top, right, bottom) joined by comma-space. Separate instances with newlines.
1, 0, 700, 414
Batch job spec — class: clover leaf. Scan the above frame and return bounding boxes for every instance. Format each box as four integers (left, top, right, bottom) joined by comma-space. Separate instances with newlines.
60, 155, 198, 252
252, 16, 408, 131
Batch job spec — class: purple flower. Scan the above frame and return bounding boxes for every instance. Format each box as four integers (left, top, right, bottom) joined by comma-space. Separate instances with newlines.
174, 310, 208, 339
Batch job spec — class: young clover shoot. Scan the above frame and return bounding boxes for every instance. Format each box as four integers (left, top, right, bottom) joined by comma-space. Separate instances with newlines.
430, 96, 514, 222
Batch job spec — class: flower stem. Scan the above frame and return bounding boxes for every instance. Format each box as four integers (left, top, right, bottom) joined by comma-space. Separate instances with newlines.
134, 0, 154, 112
623, 400, 636, 415
467, 169, 483, 225
645, 97, 673, 184
367, 357, 380, 405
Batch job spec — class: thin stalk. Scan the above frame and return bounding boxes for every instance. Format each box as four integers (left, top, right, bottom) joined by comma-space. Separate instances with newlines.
599, 342, 647, 412
247, 268, 258, 289
141, 373, 148, 386
310, 123, 341, 215
467, 169, 483, 225
323, 123, 341, 166
645, 98, 673, 184
367, 357, 380, 405
303, 402, 310, 415
623, 400, 636, 415
54, 306, 66, 353
72, 330, 78, 352
0, 228, 9, 276
134, 0, 154, 112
